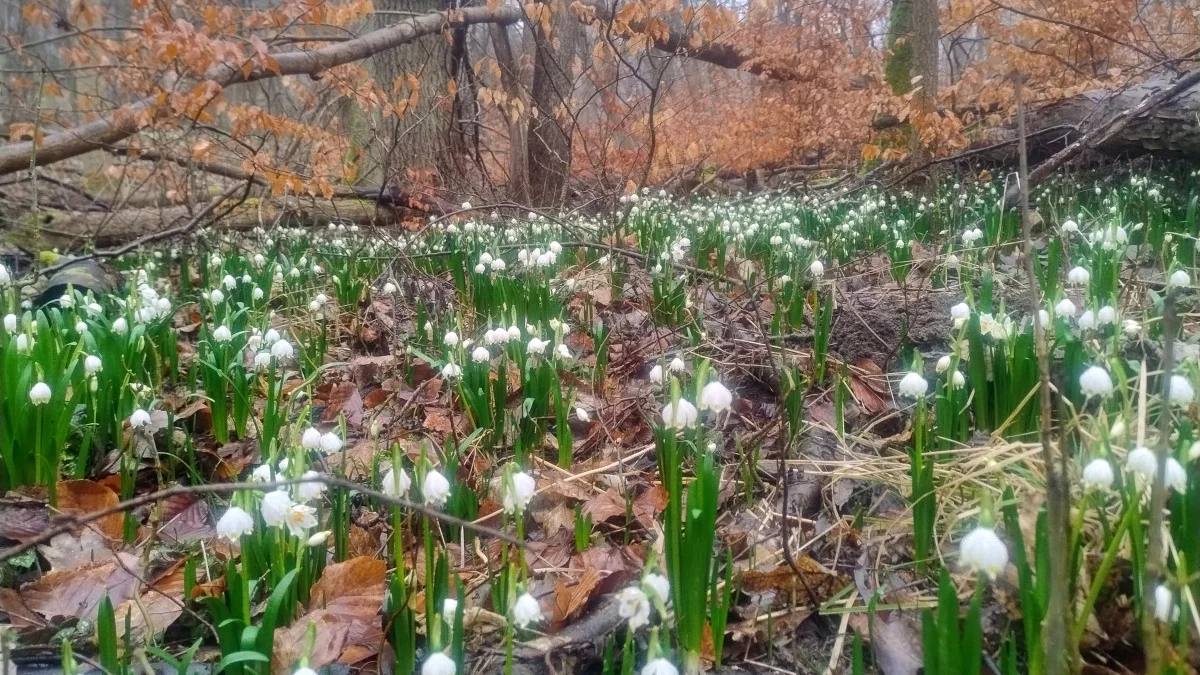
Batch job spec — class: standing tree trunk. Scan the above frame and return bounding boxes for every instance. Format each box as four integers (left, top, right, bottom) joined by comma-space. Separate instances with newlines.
526, 0, 584, 206
910, 0, 939, 161
373, 0, 462, 186
491, 23, 531, 203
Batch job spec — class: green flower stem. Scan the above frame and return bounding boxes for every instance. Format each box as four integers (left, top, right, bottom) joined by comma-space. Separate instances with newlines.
1071, 500, 1136, 646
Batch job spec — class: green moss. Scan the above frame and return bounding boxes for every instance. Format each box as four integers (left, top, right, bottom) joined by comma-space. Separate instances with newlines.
884, 0, 914, 96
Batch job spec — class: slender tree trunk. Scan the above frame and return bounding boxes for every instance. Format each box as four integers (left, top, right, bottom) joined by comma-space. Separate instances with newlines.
373, 0, 461, 186
491, 23, 531, 203
910, 0, 939, 161
527, 0, 584, 206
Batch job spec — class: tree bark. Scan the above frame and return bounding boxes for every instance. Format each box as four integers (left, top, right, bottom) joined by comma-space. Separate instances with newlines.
373, 0, 463, 186
490, 23, 531, 203
527, 0, 585, 206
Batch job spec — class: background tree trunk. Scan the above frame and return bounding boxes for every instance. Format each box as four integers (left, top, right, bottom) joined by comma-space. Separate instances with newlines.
527, 0, 585, 206
373, 0, 462, 186
910, 0, 939, 162
491, 23, 531, 203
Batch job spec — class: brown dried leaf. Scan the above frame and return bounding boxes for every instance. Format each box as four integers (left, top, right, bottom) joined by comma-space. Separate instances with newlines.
0, 496, 50, 542
551, 568, 602, 628
159, 493, 215, 543
56, 479, 124, 540
423, 408, 454, 435
275, 557, 386, 674
581, 488, 627, 523
739, 559, 849, 605
20, 553, 142, 621
114, 564, 187, 642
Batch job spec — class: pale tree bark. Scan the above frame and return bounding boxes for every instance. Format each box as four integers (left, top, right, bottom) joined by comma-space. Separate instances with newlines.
373, 0, 462, 185
910, 0, 938, 161
527, 0, 585, 206
490, 23, 531, 203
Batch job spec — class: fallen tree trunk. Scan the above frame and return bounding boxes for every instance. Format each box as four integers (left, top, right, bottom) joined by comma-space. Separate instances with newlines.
4, 195, 380, 251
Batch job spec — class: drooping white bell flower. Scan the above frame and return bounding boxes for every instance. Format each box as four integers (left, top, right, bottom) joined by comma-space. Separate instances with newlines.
1122, 319, 1141, 337
935, 355, 951, 373
296, 470, 326, 502
209, 289, 225, 304
29, 382, 51, 405
1125, 446, 1158, 483
512, 592, 543, 629
2, 314, 15, 334
112, 317, 128, 335
950, 302, 970, 323
502, 470, 537, 513
897, 371, 928, 398
644, 573, 670, 604
575, 407, 590, 423
699, 381, 733, 413
1154, 584, 1178, 623
301, 427, 322, 450
471, 346, 491, 363
1165, 457, 1187, 493
271, 339, 294, 360
809, 260, 825, 277
959, 526, 1008, 580
1077, 310, 1096, 331
951, 371, 966, 389
660, 399, 699, 429
441, 362, 462, 379
129, 409, 152, 428
641, 659, 679, 675
216, 506, 255, 542
648, 364, 664, 383
1055, 298, 1076, 318
422, 652, 457, 675
319, 432, 342, 454
616, 586, 651, 629
1169, 375, 1194, 407
1096, 305, 1116, 325
1081, 458, 1115, 492
444, 331, 459, 347
261, 490, 294, 527
1067, 266, 1090, 286
382, 466, 412, 498
423, 469, 451, 507
1078, 366, 1114, 398
668, 357, 686, 374
84, 354, 102, 375
1168, 269, 1191, 288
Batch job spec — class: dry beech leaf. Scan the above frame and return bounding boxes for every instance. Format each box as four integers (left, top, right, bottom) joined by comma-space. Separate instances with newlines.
274, 557, 386, 674
20, 552, 143, 621
114, 563, 188, 642
551, 568, 603, 628
739, 558, 849, 605
423, 408, 454, 435
56, 479, 125, 540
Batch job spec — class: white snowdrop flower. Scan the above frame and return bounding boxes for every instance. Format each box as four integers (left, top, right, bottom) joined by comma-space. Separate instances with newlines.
503, 470, 536, 513
512, 593, 543, 629
301, 428, 322, 449
945, 253, 960, 269
251, 464, 273, 482
1165, 457, 1187, 492
240, 274, 252, 285
423, 469, 451, 507
517, 249, 529, 263
1169, 375, 1195, 407
699, 381, 734, 413
1061, 220, 1079, 234
252, 253, 266, 269
1097, 306, 1116, 325
129, 409, 151, 428
951, 371, 966, 389
549, 241, 562, 254
156, 297, 171, 315
491, 258, 506, 271
251, 287, 264, 301
950, 302, 970, 322
641, 659, 679, 675
471, 346, 491, 363
575, 407, 590, 422
649, 364, 664, 383
260, 490, 294, 528
271, 339, 294, 361
556, 343, 572, 359
382, 466, 412, 498
29, 382, 51, 405
1126, 446, 1158, 483
284, 502, 318, 537
1079, 366, 1114, 398
1154, 585, 1178, 623
1168, 269, 1191, 288
1081, 458, 1115, 492
526, 338, 548, 355
441, 362, 462, 379
1122, 319, 1141, 337
3, 314, 16, 334
507, 325, 521, 341
474, 263, 487, 274
898, 371, 928, 398
1077, 310, 1096, 331
668, 357, 686, 374
935, 355, 951, 373
444, 331, 459, 347
264, 328, 281, 344
253, 351, 272, 371
778, 274, 791, 285
209, 289, 225, 304
1067, 266, 1090, 286
442, 597, 459, 622
809, 260, 825, 277
616, 587, 650, 629
383, 282, 398, 294
84, 354, 102, 375
0, 264, 8, 285
86, 302, 103, 317
319, 432, 343, 454
74, 320, 88, 334
959, 526, 1008, 580
660, 399, 699, 429
1055, 298, 1076, 318
216, 506, 255, 542
644, 573, 669, 603
112, 316, 128, 335
213, 325, 232, 342
421, 653, 456, 675
307, 530, 331, 547
58, 293, 75, 309
222, 274, 237, 290
296, 470, 326, 502
1190, 441, 1200, 462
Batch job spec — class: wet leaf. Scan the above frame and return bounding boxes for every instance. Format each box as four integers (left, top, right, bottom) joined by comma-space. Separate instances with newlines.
551, 568, 603, 629
20, 552, 142, 621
